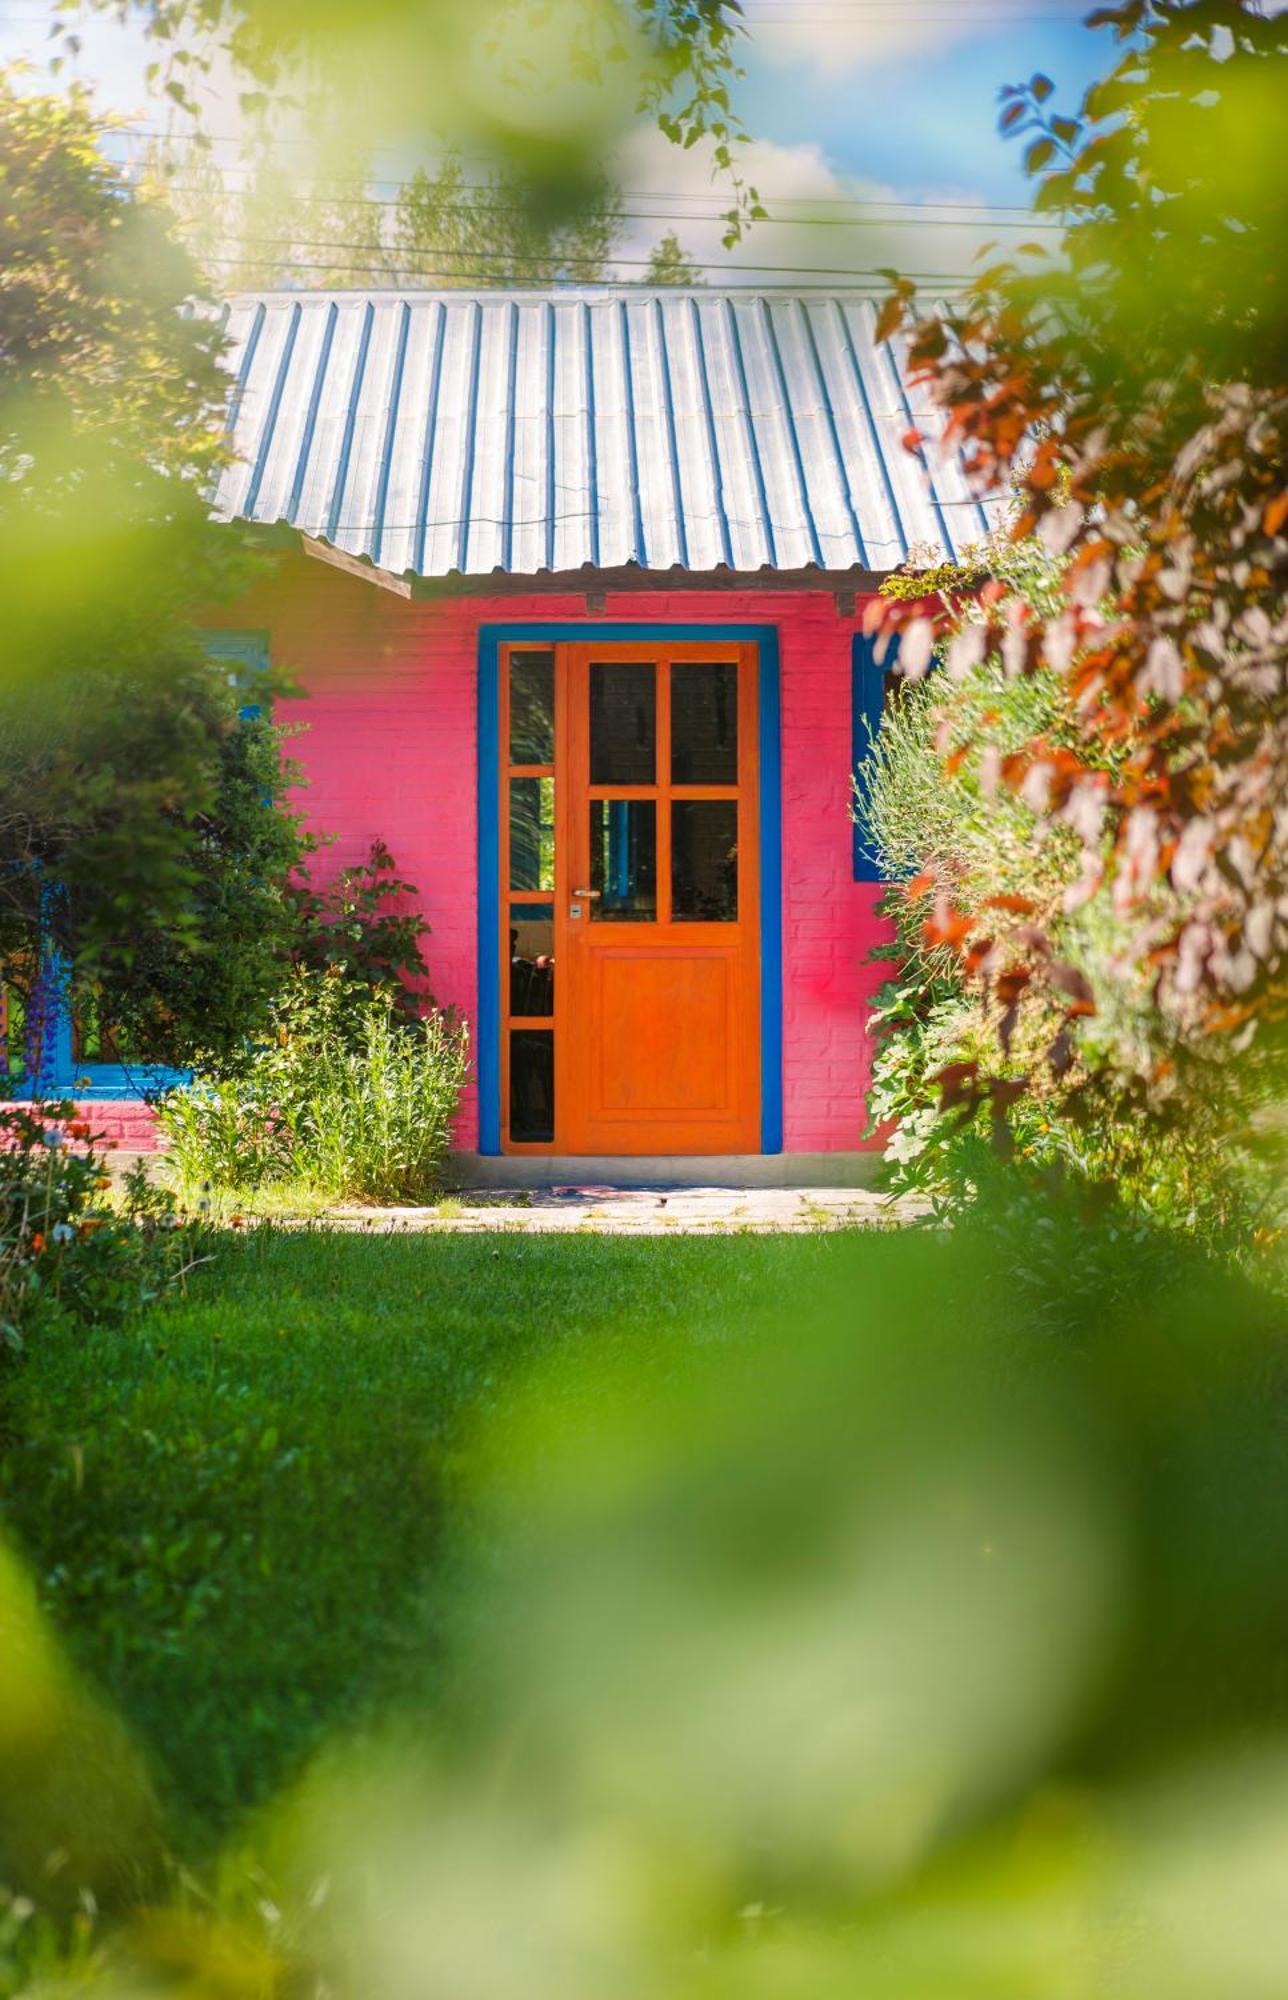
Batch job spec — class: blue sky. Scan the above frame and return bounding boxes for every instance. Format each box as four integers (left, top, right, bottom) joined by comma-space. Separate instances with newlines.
0, 0, 1112, 198
0, 0, 1117, 280
737, 8, 1108, 205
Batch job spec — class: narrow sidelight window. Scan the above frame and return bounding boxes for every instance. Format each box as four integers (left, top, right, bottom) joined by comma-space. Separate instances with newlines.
509, 1029, 554, 1142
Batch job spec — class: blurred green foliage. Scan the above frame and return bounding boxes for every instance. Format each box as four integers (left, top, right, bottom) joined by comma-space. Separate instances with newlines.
247, 1210, 1288, 1999
4, 1203, 1286, 1997
0, 1538, 164, 1922
75, 0, 763, 244
0, 72, 237, 694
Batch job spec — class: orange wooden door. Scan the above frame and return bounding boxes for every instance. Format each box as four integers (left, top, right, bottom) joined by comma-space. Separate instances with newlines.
559, 642, 761, 1155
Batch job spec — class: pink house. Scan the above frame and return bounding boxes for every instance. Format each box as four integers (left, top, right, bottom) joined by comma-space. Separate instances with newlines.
45, 289, 992, 1180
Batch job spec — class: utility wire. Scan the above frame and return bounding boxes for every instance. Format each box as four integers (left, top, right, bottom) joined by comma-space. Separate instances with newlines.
111, 129, 1043, 205
159, 190, 1041, 220
159, 198, 1052, 233
0, 3, 1093, 16
145, 180, 1055, 230
122, 149, 1039, 214
200, 250, 972, 279
741, 6, 1084, 16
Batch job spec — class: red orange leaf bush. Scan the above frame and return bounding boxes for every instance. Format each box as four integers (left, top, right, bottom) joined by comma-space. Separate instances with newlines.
867, 0, 1287, 1235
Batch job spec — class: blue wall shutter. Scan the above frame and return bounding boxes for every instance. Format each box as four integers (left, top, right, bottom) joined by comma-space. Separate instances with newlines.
851, 632, 889, 884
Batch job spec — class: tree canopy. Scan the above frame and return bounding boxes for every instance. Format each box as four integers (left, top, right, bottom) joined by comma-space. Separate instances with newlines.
143, 142, 631, 289
0, 73, 308, 1081
644, 228, 704, 285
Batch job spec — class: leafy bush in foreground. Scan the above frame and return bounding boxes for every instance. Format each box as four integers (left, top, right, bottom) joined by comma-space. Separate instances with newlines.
857, 536, 1287, 1254
0, 1104, 206, 1352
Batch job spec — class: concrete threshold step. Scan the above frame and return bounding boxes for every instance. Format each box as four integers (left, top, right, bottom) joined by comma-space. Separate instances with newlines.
449, 1152, 885, 1192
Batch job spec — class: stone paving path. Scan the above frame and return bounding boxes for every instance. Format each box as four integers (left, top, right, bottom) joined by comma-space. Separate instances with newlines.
324, 1184, 924, 1235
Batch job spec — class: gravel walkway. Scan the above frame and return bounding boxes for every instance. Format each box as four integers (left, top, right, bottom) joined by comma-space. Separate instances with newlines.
323, 1184, 924, 1234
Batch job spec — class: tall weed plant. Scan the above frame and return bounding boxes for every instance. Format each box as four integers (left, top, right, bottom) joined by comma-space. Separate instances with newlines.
300, 995, 468, 1202
160, 972, 469, 1203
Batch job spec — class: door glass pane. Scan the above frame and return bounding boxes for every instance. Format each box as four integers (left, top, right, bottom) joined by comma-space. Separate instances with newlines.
590, 662, 655, 784
509, 906, 554, 1016
509, 650, 554, 765
590, 800, 657, 921
510, 776, 554, 892
671, 661, 738, 784
510, 1029, 554, 1142
672, 800, 738, 922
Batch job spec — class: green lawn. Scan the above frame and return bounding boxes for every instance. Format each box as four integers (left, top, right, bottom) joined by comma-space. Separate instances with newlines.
0, 1226, 851, 1852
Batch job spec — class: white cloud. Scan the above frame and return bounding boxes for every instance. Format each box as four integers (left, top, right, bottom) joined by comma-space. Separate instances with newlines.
740, 0, 1080, 79
614, 125, 1043, 289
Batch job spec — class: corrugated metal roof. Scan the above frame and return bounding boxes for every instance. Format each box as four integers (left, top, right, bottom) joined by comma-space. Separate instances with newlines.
212, 288, 996, 580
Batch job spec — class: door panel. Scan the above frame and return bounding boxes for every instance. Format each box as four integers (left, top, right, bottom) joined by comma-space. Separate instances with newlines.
499, 639, 761, 1156
593, 953, 734, 1115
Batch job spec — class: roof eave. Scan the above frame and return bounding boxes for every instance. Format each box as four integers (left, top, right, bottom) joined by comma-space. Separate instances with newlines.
239, 525, 897, 599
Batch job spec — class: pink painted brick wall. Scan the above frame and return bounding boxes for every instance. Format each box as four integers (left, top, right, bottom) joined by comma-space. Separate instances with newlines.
0, 1100, 163, 1152
207, 557, 895, 1154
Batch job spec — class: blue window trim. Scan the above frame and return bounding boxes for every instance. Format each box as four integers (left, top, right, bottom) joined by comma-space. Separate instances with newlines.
478, 623, 784, 1157
8, 630, 271, 1101
852, 632, 891, 885
208, 629, 273, 721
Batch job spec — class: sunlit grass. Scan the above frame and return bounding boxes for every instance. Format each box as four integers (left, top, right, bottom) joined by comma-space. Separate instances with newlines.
0, 1225, 845, 1851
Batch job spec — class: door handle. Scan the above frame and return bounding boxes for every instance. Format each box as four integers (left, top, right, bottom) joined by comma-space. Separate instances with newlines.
571, 888, 601, 899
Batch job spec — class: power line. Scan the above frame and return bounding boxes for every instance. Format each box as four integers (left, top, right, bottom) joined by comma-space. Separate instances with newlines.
111, 132, 1042, 212
120, 143, 1043, 222
0, 2, 1097, 18
739, 0, 1082, 8
741, 2, 1088, 15
123, 148, 1037, 206
151, 185, 1054, 231
741, 6, 1084, 15
198, 248, 973, 280
138, 166, 1032, 213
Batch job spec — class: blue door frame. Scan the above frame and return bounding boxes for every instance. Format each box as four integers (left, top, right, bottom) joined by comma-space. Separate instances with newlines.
478, 623, 783, 1156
